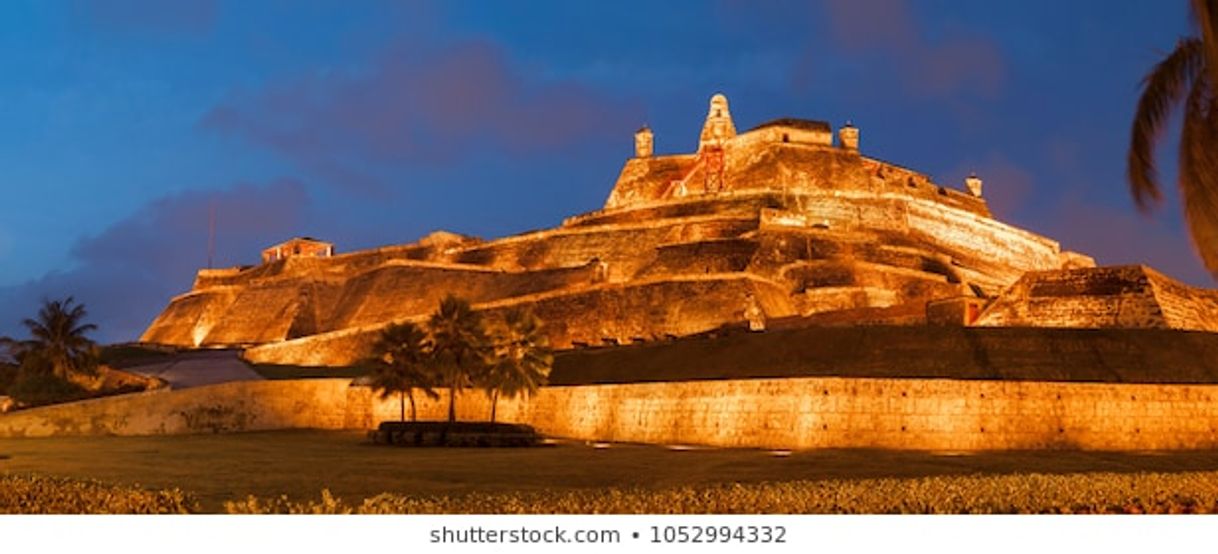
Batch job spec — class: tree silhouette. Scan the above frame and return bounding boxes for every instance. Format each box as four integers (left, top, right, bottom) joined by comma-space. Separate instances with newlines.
426, 295, 489, 423
9, 297, 98, 380
366, 322, 438, 422
1128, 0, 1218, 276
483, 308, 552, 422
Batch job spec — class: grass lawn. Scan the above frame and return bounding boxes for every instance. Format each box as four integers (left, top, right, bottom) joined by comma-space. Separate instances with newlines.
3, 430, 1218, 512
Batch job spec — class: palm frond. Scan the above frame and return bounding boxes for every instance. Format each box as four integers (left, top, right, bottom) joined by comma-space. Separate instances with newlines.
365, 320, 439, 405
1128, 38, 1204, 210
1192, 0, 1218, 85
1178, 76, 1218, 277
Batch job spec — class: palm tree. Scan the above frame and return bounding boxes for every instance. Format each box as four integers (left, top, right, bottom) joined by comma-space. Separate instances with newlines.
426, 295, 489, 423
1128, 0, 1218, 276
366, 322, 438, 422
11, 297, 98, 380
483, 309, 553, 422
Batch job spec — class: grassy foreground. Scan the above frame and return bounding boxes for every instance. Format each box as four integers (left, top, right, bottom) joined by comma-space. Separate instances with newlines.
226, 472, 1218, 514
3, 430, 1218, 513
5, 472, 1218, 514
0, 474, 196, 514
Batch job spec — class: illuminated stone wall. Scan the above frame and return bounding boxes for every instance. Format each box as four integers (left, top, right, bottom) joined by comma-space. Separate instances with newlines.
975, 265, 1218, 332
0, 380, 358, 437
243, 275, 796, 366
3, 377, 1216, 451
140, 93, 1218, 366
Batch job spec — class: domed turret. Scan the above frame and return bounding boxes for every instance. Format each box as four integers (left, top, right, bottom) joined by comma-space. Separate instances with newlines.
698, 93, 736, 151
839, 121, 859, 150
965, 173, 983, 197
634, 125, 654, 158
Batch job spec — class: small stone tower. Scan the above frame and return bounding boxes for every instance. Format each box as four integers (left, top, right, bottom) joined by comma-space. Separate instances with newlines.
965, 173, 983, 197
839, 121, 859, 150
634, 126, 654, 158
698, 93, 737, 151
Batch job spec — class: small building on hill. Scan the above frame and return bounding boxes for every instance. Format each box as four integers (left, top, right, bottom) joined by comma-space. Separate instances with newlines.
261, 237, 334, 264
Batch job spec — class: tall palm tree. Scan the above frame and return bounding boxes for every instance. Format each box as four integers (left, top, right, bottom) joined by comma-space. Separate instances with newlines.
483, 308, 553, 423
1128, 0, 1218, 276
12, 297, 98, 379
366, 322, 438, 422
426, 295, 489, 423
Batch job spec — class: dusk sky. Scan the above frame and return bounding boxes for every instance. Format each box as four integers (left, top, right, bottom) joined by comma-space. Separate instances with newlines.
0, 0, 1202, 342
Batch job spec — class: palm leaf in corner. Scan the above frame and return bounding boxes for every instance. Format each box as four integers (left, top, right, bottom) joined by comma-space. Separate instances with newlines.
1127, 0, 1218, 276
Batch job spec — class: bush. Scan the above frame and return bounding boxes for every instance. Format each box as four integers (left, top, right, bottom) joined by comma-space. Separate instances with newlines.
6, 371, 89, 407
225, 472, 1218, 514
0, 474, 198, 514
9, 470, 1218, 514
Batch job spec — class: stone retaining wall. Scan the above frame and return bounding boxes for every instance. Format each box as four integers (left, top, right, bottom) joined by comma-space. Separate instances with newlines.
2, 377, 1216, 451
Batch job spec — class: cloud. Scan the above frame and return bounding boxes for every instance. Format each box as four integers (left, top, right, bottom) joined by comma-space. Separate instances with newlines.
0, 179, 311, 343
72, 0, 218, 35
201, 39, 644, 194
811, 0, 1006, 99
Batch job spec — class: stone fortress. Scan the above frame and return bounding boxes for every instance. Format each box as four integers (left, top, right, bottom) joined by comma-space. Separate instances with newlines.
142, 93, 1218, 366
8, 93, 1218, 449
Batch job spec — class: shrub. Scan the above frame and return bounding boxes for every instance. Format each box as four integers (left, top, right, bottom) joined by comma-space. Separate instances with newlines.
0, 474, 198, 514
6, 370, 89, 407
11, 470, 1218, 514
224, 471, 1218, 514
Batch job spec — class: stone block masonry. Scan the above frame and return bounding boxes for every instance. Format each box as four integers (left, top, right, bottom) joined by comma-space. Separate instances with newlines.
144, 93, 1191, 369
3, 377, 1216, 451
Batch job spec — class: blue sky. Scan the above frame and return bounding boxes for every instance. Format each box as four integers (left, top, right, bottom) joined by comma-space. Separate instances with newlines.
0, 0, 1202, 342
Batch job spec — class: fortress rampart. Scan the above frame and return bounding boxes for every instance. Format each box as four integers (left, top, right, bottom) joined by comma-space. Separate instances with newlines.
14, 326, 1218, 450
2, 376, 1216, 451
139, 93, 1218, 370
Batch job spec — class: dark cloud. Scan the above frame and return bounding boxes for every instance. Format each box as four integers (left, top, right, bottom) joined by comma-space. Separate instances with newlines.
201, 39, 644, 194
0, 180, 310, 343
72, 0, 218, 35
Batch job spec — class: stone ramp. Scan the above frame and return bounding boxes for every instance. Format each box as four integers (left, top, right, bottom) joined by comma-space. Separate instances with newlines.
121, 349, 262, 389
975, 265, 1218, 332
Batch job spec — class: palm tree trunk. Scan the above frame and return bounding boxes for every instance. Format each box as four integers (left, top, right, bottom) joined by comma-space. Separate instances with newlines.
408, 390, 417, 422
490, 389, 499, 423
448, 386, 456, 423
398, 391, 405, 422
